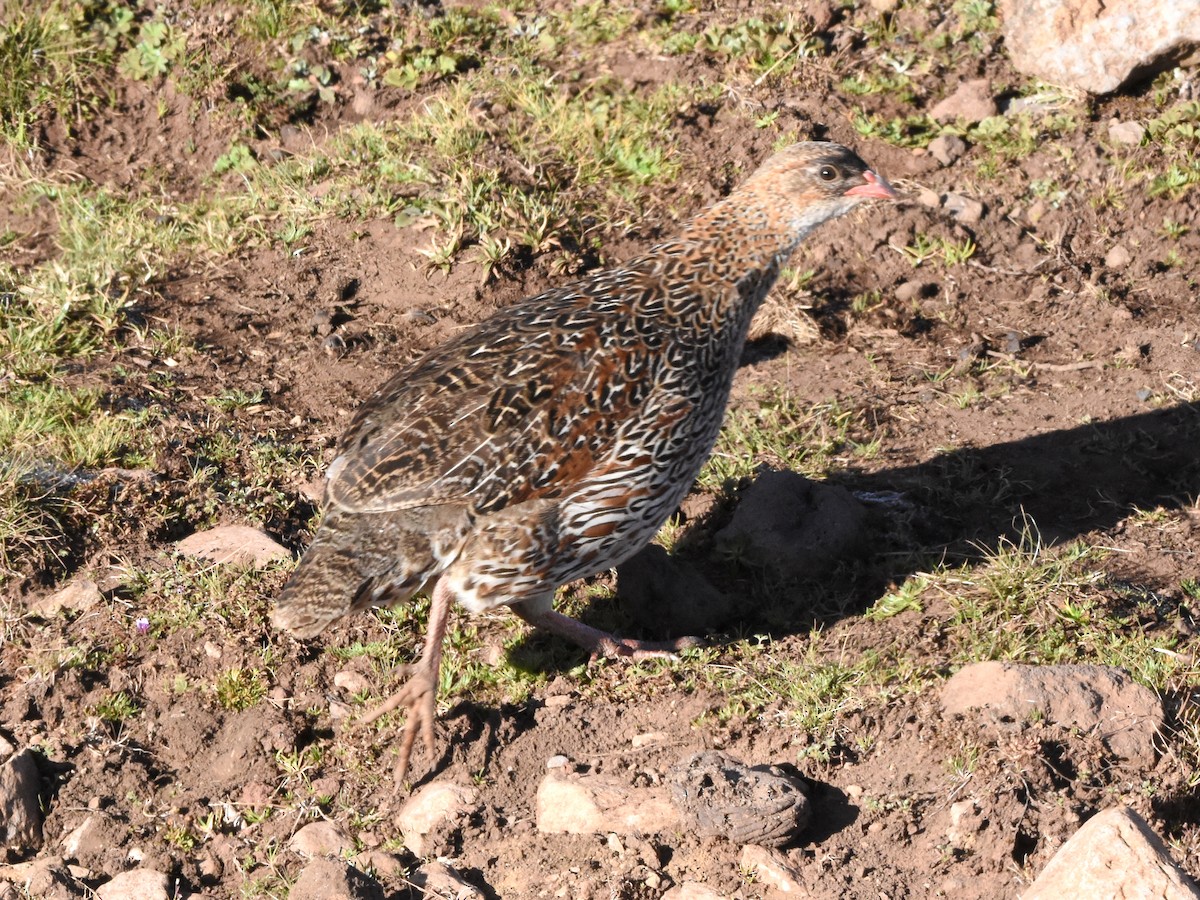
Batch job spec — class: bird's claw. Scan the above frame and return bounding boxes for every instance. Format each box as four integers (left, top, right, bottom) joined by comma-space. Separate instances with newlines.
358, 663, 438, 785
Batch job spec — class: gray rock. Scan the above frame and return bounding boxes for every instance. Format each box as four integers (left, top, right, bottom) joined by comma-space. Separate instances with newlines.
714, 469, 868, 582
174, 525, 289, 566
617, 544, 734, 637
1000, 0, 1200, 94
0, 749, 43, 854
412, 861, 485, 899
668, 751, 810, 848
395, 781, 480, 857
288, 820, 355, 858
95, 869, 170, 900
289, 858, 384, 900
928, 133, 968, 166
1108, 119, 1146, 145
1105, 244, 1133, 269
662, 884, 728, 900
28, 579, 102, 617
930, 79, 998, 123
536, 772, 682, 836
739, 845, 804, 893
1023, 807, 1200, 899
942, 192, 985, 224
895, 280, 934, 303
941, 662, 1163, 766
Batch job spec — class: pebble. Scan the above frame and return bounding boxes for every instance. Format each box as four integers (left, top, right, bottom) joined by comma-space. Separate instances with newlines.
928, 133, 967, 166
942, 192, 985, 224
1108, 119, 1146, 145
1105, 244, 1133, 269
333, 671, 372, 695
96, 869, 170, 900
288, 821, 355, 858
930, 79, 997, 124
395, 781, 481, 857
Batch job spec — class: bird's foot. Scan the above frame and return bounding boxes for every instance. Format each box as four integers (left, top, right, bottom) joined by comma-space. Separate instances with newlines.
590, 632, 704, 662
511, 605, 703, 663
358, 662, 438, 785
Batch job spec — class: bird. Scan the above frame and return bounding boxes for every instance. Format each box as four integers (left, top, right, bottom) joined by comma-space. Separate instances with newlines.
272, 141, 896, 780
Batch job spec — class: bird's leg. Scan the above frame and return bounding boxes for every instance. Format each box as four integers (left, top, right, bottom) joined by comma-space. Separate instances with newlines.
358, 577, 453, 783
510, 600, 701, 662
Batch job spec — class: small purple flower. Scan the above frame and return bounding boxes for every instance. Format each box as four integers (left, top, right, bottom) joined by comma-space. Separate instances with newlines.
135, 617, 150, 635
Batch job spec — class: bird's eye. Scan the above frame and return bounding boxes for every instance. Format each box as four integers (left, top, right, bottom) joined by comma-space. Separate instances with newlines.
819, 164, 840, 182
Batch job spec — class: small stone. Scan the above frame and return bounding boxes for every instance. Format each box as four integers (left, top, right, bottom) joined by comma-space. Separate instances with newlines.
662, 883, 728, 900
289, 858, 385, 900
1024, 807, 1200, 899
395, 781, 481, 857
941, 662, 1163, 766
942, 192, 985, 224
1106, 244, 1133, 269
0, 749, 44, 854
288, 820, 355, 858
631, 732, 668, 749
928, 134, 967, 166
739, 845, 804, 894
333, 670, 372, 695
95, 869, 170, 900
310, 309, 335, 337
868, 0, 899, 11
946, 800, 983, 850
351, 850, 407, 879
536, 773, 681, 836
0, 735, 14, 762
204, 641, 222, 659
174, 525, 290, 567
1137, 388, 1154, 402
916, 186, 941, 208
1108, 119, 1146, 146
28, 579, 102, 617
894, 280, 932, 303
930, 79, 997, 124
412, 861, 484, 899
546, 755, 571, 769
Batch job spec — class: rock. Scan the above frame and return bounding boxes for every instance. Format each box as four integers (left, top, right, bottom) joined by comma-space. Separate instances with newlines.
916, 186, 941, 208
95, 869, 170, 900
617, 544, 734, 637
941, 662, 1163, 766
1023, 806, 1200, 899
868, 0, 899, 11
288, 820, 355, 858
668, 751, 810, 848
289, 858, 385, 900
332, 670, 372, 695
928, 133, 967, 166
945, 799, 984, 850
929, 79, 997, 123
662, 884, 728, 900
714, 469, 868, 582
0, 749, 43, 854
942, 192, 985, 225
536, 772, 682, 836
412, 861, 485, 898
1105, 244, 1133, 269
1000, 0, 1200, 94
351, 850, 407, 879
739, 845, 805, 893
28, 579, 102, 617
174, 525, 290, 566
0, 859, 86, 900
894, 280, 934, 303
395, 781, 480, 857
1108, 119, 1146, 145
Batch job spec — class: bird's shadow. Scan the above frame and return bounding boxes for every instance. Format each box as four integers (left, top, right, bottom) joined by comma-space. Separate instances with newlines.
533, 400, 1200, 658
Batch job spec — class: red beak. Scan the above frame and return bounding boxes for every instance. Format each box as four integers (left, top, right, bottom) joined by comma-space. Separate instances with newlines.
845, 169, 897, 200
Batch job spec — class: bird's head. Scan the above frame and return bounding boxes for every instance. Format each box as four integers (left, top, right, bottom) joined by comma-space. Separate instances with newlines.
742, 141, 897, 235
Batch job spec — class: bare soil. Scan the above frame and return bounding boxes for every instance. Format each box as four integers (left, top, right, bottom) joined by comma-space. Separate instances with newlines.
5, 2, 1200, 898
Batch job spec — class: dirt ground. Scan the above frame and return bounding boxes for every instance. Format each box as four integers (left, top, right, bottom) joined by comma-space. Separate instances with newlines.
4, 1, 1200, 898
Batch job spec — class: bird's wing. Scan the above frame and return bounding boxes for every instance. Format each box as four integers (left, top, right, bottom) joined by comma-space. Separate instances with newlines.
325, 282, 668, 516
